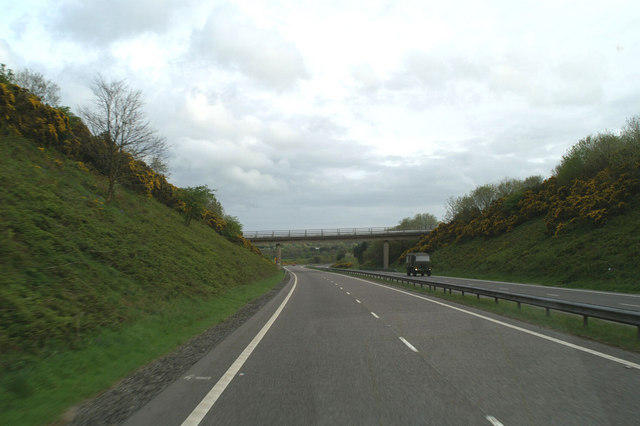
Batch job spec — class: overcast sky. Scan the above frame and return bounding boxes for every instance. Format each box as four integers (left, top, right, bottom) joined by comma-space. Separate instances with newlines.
2, 0, 639, 230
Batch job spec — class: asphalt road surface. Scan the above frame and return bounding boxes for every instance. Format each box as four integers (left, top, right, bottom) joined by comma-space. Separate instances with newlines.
124, 266, 640, 425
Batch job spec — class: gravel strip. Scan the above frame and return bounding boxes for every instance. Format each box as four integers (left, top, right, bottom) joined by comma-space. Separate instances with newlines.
68, 272, 290, 425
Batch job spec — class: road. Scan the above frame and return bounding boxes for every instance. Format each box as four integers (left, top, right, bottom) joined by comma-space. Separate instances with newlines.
125, 267, 640, 425
379, 271, 640, 312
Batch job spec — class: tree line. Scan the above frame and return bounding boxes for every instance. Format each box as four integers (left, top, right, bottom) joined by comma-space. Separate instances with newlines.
352, 213, 438, 268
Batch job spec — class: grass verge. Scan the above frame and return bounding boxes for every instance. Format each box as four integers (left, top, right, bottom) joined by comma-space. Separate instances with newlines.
0, 270, 285, 426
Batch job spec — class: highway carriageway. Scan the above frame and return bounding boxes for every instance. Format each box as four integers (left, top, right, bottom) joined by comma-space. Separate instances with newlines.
331, 268, 640, 338
124, 267, 640, 425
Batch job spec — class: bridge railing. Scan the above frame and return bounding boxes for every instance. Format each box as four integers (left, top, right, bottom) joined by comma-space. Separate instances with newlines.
243, 227, 431, 240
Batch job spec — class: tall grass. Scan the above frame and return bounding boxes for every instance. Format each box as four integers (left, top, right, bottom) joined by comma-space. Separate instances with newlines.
431, 214, 640, 293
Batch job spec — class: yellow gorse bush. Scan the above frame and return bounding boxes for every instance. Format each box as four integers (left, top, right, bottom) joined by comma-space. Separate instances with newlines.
1, 80, 262, 254
402, 160, 640, 259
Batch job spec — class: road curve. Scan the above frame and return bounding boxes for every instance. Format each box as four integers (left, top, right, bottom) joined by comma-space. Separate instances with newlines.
124, 267, 640, 425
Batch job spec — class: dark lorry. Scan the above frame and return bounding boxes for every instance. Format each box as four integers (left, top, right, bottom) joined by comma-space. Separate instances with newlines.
406, 252, 432, 276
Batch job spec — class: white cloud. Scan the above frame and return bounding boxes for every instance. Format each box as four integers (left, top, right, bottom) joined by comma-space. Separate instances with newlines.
50, 0, 193, 45
0, 39, 18, 65
2, 0, 639, 230
191, 4, 309, 90
226, 166, 285, 192
351, 64, 383, 95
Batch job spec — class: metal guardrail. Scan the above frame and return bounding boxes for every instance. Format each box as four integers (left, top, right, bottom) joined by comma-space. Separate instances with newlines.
243, 227, 431, 240
330, 269, 640, 339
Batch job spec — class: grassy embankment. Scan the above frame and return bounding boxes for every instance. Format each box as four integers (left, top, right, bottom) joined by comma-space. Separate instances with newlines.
430, 212, 640, 294
0, 134, 281, 425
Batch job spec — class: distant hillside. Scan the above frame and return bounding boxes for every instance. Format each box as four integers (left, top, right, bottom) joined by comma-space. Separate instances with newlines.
403, 117, 640, 293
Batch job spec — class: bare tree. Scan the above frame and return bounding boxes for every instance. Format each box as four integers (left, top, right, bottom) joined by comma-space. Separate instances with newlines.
13, 68, 61, 106
0, 63, 15, 83
80, 75, 167, 201
396, 213, 438, 230
149, 155, 170, 177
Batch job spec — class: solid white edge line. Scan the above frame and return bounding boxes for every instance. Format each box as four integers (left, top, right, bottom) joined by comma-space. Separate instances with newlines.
371, 312, 379, 319
344, 274, 640, 370
181, 271, 298, 426
486, 415, 504, 425
399, 336, 419, 353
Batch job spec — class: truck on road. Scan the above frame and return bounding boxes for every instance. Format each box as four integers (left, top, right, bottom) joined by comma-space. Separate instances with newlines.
406, 252, 432, 276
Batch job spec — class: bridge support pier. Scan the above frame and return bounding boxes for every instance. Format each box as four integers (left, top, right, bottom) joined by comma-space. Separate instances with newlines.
276, 243, 281, 266
383, 240, 389, 269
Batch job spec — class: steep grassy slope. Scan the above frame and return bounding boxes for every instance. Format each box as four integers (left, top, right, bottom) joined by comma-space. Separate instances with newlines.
0, 134, 280, 424
430, 212, 640, 293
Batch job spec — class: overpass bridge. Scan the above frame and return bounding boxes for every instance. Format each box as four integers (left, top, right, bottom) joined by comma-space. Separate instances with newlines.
243, 227, 431, 268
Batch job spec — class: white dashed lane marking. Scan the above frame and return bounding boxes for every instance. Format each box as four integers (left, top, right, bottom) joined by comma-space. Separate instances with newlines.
399, 337, 419, 353
486, 415, 504, 426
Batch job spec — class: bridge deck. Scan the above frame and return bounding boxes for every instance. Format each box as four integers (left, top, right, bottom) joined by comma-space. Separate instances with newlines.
243, 227, 430, 243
